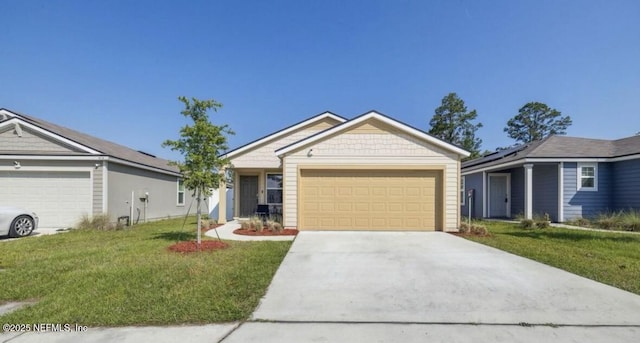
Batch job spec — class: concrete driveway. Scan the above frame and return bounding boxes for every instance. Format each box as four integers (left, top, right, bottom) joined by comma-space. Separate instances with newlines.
229, 231, 640, 342
4, 231, 640, 342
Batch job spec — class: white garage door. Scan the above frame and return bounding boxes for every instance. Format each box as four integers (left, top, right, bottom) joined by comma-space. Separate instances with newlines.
0, 171, 92, 228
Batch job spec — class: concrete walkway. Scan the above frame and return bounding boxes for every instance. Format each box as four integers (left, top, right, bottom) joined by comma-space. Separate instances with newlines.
3, 231, 640, 342
204, 220, 295, 241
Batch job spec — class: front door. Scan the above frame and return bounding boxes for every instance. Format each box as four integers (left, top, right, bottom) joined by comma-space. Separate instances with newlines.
489, 174, 510, 218
239, 175, 259, 217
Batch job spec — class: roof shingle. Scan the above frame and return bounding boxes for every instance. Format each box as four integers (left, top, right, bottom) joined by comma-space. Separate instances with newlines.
2, 109, 180, 174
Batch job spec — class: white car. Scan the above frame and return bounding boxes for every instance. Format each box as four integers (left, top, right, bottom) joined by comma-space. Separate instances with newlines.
0, 206, 38, 238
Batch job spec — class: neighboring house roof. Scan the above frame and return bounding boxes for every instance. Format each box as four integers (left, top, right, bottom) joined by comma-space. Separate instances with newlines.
0, 108, 180, 175
463, 134, 640, 173
275, 110, 470, 157
222, 111, 347, 158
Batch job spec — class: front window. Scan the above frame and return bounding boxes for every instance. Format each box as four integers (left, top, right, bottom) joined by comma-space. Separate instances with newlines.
266, 173, 283, 205
577, 163, 597, 191
177, 179, 185, 205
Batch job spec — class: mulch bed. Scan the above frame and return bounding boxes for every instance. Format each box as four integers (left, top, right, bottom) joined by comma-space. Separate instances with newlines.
233, 228, 299, 236
168, 240, 229, 253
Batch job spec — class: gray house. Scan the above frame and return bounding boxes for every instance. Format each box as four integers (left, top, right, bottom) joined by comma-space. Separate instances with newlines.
0, 108, 192, 228
461, 134, 640, 222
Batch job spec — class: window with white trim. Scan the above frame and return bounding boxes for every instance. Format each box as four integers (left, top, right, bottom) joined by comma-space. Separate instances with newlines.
177, 179, 185, 205
460, 176, 466, 206
266, 173, 283, 205
577, 163, 597, 191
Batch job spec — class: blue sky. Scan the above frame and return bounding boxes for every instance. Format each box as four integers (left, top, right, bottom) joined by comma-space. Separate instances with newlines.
2, 0, 639, 161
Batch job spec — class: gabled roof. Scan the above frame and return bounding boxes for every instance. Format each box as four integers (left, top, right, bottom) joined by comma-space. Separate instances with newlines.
462, 134, 640, 172
223, 111, 346, 158
0, 108, 180, 175
275, 110, 470, 157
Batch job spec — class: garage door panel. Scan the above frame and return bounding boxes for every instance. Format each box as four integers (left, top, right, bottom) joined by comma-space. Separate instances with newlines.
300, 169, 441, 231
388, 218, 403, 227
355, 203, 369, 212
305, 187, 319, 196
388, 203, 403, 212
371, 203, 386, 211
319, 203, 334, 212
335, 203, 352, 212
334, 217, 350, 226
372, 187, 386, 196
354, 217, 370, 227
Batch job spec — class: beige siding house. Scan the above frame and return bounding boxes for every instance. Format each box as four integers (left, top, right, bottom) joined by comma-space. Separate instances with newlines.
0, 108, 192, 228
219, 111, 469, 231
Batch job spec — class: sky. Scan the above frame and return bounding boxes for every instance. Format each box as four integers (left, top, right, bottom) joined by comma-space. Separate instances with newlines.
2, 0, 639, 161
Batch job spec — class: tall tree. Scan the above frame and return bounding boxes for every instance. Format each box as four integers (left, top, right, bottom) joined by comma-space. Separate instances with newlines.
162, 96, 234, 245
504, 102, 572, 143
428, 92, 483, 159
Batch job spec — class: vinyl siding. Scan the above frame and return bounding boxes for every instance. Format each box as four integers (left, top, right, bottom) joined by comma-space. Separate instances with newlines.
532, 164, 559, 221
92, 162, 103, 215
563, 162, 613, 219
612, 158, 640, 210
230, 118, 340, 169
510, 167, 525, 217
282, 127, 461, 231
0, 125, 79, 153
107, 163, 193, 223
461, 172, 483, 218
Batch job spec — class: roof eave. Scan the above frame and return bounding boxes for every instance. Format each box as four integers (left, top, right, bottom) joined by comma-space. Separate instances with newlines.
223, 111, 347, 159
276, 110, 470, 158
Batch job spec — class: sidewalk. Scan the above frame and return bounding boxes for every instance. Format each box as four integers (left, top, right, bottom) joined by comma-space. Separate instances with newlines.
1, 324, 238, 343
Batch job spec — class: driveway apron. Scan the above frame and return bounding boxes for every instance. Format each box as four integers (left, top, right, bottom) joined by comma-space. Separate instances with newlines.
251, 231, 640, 325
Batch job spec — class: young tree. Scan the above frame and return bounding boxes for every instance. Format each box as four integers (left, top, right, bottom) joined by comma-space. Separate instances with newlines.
162, 96, 234, 245
504, 102, 572, 144
428, 92, 483, 159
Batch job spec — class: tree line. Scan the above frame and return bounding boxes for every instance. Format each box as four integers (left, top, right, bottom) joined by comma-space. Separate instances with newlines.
428, 92, 572, 160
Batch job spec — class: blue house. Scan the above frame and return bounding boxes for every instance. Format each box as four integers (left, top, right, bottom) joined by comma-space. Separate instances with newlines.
460, 134, 640, 222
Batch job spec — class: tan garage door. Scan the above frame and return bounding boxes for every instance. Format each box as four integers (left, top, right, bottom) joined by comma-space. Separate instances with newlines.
300, 169, 441, 231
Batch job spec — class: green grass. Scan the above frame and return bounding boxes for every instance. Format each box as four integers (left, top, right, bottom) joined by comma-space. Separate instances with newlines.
462, 221, 640, 295
0, 218, 291, 326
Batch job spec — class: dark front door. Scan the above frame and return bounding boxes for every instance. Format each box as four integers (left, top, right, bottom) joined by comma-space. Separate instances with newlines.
239, 175, 259, 216
489, 174, 510, 218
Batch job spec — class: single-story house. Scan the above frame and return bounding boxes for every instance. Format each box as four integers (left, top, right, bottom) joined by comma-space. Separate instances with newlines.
216, 110, 470, 231
461, 134, 640, 222
0, 108, 193, 228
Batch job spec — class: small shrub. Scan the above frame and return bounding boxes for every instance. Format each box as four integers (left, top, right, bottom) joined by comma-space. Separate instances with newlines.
534, 214, 550, 229
596, 212, 622, 230
76, 214, 115, 230
250, 216, 264, 232
568, 217, 591, 227
621, 210, 640, 232
240, 220, 251, 230
535, 220, 550, 229
519, 219, 535, 229
459, 222, 470, 233
470, 224, 488, 236
266, 219, 283, 233
200, 219, 210, 229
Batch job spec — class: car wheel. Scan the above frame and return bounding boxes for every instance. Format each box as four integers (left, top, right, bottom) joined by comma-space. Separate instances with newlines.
9, 215, 34, 238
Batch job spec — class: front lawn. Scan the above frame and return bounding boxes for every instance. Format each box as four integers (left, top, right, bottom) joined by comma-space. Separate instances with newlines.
462, 221, 640, 295
0, 218, 291, 326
